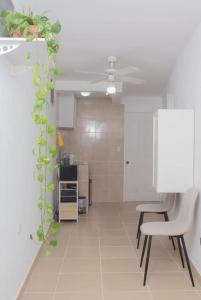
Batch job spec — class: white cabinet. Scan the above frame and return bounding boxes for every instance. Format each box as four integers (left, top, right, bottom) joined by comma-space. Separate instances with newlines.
57, 93, 76, 128
153, 109, 194, 193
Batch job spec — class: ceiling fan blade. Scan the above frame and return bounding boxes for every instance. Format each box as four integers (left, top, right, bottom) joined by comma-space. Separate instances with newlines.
116, 66, 139, 76
75, 70, 106, 76
117, 76, 145, 84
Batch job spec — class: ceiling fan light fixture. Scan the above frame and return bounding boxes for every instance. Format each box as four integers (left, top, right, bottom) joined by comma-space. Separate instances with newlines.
107, 84, 116, 95
80, 91, 91, 97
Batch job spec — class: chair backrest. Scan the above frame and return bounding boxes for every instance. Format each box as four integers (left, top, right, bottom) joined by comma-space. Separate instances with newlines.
160, 193, 174, 211
176, 187, 199, 233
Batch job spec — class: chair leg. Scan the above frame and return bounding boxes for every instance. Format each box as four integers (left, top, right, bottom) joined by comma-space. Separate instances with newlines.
177, 236, 185, 268
163, 212, 176, 251
170, 236, 176, 251
180, 235, 195, 287
140, 235, 148, 267
137, 213, 144, 249
143, 235, 152, 286
136, 212, 143, 239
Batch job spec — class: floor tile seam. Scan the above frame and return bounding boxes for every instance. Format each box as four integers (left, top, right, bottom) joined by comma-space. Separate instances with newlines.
99, 237, 105, 300
101, 271, 150, 275
149, 289, 201, 300
140, 270, 190, 274
149, 288, 201, 292
52, 226, 73, 299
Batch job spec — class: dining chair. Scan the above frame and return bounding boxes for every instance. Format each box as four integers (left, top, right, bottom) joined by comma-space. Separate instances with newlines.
136, 194, 175, 249
140, 187, 198, 287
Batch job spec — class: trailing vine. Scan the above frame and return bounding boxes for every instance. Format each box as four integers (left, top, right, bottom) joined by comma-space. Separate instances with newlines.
0, 10, 62, 247
31, 57, 61, 247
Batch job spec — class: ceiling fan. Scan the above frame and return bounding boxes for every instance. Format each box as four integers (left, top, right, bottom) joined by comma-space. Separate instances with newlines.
76, 56, 144, 95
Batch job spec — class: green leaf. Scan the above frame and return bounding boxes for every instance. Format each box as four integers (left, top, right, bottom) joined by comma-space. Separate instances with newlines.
50, 239, 58, 247
34, 99, 45, 111
48, 124, 55, 136
32, 148, 36, 156
37, 136, 47, 146
33, 114, 48, 125
49, 222, 60, 235
32, 64, 39, 74
52, 67, 62, 76
46, 251, 51, 256
37, 225, 44, 241
37, 155, 51, 165
49, 145, 58, 159
36, 163, 43, 171
43, 157, 50, 165
32, 113, 41, 124
46, 203, 53, 214
51, 20, 61, 34
47, 81, 55, 90
47, 183, 55, 193
46, 218, 54, 223
38, 156, 45, 163
34, 75, 41, 86
47, 39, 59, 55
36, 86, 47, 99
38, 202, 43, 209
0, 10, 10, 18
41, 115, 48, 124
26, 34, 35, 42
37, 174, 44, 182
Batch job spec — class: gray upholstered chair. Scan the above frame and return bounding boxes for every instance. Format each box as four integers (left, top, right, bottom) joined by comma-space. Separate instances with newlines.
140, 187, 198, 287
136, 194, 174, 249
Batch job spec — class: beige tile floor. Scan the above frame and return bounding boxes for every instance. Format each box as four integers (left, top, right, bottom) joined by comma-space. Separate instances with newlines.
19, 203, 201, 300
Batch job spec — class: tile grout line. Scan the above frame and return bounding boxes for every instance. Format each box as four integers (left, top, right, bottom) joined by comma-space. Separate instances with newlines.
52, 224, 73, 300
119, 208, 155, 300
99, 227, 105, 300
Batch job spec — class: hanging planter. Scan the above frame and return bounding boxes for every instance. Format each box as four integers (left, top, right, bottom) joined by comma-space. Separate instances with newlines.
0, 9, 62, 247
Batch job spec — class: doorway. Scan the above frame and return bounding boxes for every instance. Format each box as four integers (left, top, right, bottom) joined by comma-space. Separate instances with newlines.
124, 112, 158, 202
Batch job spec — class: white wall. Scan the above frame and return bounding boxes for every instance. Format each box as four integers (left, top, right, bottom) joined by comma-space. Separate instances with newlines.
0, 57, 56, 299
123, 96, 163, 113
166, 22, 201, 274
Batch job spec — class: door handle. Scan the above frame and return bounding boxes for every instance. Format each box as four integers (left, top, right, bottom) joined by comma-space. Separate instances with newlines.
126, 161, 130, 164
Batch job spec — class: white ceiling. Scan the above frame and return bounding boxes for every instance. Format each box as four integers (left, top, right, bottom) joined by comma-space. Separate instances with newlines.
12, 0, 201, 96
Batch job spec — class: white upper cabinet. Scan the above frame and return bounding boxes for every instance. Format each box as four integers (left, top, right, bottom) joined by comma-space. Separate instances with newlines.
57, 93, 76, 128
153, 109, 194, 193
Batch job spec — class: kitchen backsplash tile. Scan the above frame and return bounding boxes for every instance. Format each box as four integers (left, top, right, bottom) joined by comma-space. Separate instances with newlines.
60, 98, 124, 202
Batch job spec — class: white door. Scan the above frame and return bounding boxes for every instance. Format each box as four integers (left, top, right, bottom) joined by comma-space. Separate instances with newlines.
124, 112, 158, 202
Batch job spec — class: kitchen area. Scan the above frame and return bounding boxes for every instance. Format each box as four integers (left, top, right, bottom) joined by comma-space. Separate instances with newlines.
55, 91, 124, 221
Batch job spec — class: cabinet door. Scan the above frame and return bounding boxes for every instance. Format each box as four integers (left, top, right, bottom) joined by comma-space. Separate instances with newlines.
155, 109, 194, 193
152, 115, 158, 188
57, 93, 76, 128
